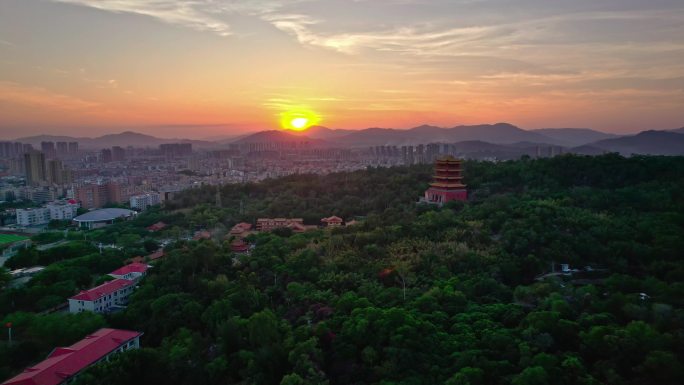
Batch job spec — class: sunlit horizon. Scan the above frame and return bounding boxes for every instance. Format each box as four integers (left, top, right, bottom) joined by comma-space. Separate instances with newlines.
1, 0, 683, 139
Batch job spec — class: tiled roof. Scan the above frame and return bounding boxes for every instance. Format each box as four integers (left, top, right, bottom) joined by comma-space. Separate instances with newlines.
322, 216, 343, 223
109, 262, 149, 276
70, 279, 134, 302
1, 328, 142, 385
147, 249, 165, 260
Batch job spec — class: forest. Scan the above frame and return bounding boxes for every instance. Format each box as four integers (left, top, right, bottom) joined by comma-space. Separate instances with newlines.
1, 154, 683, 385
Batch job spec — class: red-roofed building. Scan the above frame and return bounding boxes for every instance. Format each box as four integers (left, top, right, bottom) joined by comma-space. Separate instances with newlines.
321, 216, 344, 227
1, 328, 142, 385
230, 222, 252, 238
147, 248, 165, 261
193, 230, 211, 240
68, 279, 135, 314
146, 221, 167, 232
230, 239, 250, 254
108, 262, 150, 281
256, 218, 304, 232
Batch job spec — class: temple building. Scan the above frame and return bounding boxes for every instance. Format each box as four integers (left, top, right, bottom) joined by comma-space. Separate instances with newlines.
422, 156, 467, 205
321, 216, 344, 227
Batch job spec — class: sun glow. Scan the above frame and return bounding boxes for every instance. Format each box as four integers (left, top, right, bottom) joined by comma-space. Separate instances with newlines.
280, 109, 320, 131
291, 117, 309, 129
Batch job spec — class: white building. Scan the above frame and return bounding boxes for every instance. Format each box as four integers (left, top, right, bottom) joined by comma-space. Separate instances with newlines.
16, 207, 50, 226
46, 199, 80, 220
129, 192, 161, 211
68, 278, 136, 314
108, 262, 150, 282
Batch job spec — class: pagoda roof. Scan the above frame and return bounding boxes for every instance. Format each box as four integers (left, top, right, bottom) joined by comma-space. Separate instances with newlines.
429, 182, 467, 189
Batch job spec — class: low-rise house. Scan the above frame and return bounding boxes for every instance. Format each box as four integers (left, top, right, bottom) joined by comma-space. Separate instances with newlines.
15, 207, 51, 226
46, 199, 80, 220
321, 216, 344, 227
68, 278, 136, 314
230, 239, 250, 253
256, 218, 304, 232
108, 262, 150, 282
1, 328, 143, 385
193, 230, 211, 240
230, 222, 252, 238
130, 192, 161, 211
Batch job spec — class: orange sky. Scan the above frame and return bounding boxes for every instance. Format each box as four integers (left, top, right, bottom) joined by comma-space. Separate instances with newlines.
1, 0, 683, 139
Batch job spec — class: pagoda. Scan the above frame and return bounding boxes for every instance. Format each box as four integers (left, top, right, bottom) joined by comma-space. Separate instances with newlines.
423, 156, 467, 205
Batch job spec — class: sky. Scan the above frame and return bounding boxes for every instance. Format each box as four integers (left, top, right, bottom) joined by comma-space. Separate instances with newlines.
0, 0, 683, 139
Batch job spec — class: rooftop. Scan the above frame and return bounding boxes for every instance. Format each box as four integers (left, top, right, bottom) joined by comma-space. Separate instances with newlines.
1, 328, 142, 385
109, 262, 150, 276
73, 208, 136, 223
321, 216, 344, 223
70, 279, 135, 302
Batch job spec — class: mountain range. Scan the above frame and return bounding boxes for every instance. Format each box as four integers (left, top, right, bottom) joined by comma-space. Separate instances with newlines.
232, 123, 684, 156
10, 123, 684, 156
14, 131, 213, 149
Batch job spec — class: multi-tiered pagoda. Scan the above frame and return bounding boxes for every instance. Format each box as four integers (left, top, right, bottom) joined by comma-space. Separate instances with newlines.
423, 156, 467, 205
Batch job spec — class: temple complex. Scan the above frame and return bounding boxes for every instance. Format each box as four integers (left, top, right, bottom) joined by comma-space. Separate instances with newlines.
422, 156, 467, 205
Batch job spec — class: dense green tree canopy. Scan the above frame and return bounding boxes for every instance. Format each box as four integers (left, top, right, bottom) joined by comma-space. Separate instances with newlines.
2, 154, 683, 385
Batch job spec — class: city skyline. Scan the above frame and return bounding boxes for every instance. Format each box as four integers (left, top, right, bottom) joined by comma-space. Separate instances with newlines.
1, 0, 683, 138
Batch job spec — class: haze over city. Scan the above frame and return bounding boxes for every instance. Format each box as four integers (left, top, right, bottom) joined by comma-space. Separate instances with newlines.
1, 0, 683, 139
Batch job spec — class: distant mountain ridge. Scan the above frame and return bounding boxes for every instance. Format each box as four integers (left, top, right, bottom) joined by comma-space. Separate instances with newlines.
13, 123, 684, 156
589, 130, 684, 156
531, 128, 618, 147
232, 130, 329, 147
334, 123, 556, 146
15, 131, 214, 149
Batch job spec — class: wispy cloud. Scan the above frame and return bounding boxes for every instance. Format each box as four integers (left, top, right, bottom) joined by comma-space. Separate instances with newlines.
0, 81, 100, 110
263, 8, 684, 58
52, 0, 233, 36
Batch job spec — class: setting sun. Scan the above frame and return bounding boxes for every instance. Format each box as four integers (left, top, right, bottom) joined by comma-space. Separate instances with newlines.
291, 117, 309, 130
280, 109, 320, 131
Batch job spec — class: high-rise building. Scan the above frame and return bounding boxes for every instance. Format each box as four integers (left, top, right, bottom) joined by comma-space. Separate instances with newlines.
159, 143, 192, 157
100, 148, 113, 163
416, 144, 425, 164
46, 159, 71, 185
0, 142, 22, 158
24, 151, 46, 185
112, 146, 126, 161
68, 141, 79, 154
41, 141, 56, 159
46, 159, 62, 185
75, 182, 125, 209
56, 141, 68, 157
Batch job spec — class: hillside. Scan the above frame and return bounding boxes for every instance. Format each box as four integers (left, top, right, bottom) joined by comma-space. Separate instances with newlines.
233, 130, 329, 147
335, 123, 557, 146
2, 155, 684, 385
590, 130, 684, 155
16, 131, 214, 149
532, 128, 618, 146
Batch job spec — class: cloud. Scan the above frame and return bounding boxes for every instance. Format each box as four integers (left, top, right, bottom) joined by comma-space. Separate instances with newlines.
0, 81, 100, 110
51, 0, 233, 36
263, 8, 684, 58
